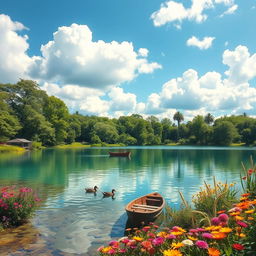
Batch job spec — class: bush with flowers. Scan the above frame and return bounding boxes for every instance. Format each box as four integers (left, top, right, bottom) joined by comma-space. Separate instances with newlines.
0, 186, 41, 228
97, 161, 256, 256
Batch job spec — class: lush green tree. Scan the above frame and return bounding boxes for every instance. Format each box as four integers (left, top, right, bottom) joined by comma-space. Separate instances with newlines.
204, 113, 214, 125
213, 121, 239, 146
94, 122, 119, 144
173, 111, 184, 141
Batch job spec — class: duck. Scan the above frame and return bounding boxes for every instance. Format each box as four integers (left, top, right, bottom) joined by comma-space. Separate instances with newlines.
85, 186, 98, 193
102, 189, 116, 197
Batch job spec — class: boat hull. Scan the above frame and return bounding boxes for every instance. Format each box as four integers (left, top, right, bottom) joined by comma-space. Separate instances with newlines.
125, 192, 165, 225
109, 151, 131, 157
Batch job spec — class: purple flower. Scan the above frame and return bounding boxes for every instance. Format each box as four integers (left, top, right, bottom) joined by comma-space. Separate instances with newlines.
218, 213, 229, 222
211, 217, 221, 225
202, 233, 213, 239
195, 240, 209, 249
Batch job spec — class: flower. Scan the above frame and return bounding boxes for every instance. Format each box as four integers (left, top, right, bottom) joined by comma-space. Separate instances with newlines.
163, 249, 182, 256
236, 221, 248, 228
171, 242, 184, 249
219, 227, 232, 233
208, 247, 221, 256
181, 239, 193, 246
211, 217, 220, 226
195, 240, 208, 249
218, 213, 229, 222
152, 237, 164, 246
202, 233, 213, 239
132, 236, 143, 242
232, 243, 245, 250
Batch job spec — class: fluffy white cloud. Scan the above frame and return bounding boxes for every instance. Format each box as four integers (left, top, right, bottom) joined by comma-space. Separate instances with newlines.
108, 87, 137, 112
186, 36, 215, 50
151, 0, 236, 27
28, 24, 161, 88
143, 45, 256, 118
223, 45, 256, 84
0, 14, 31, 83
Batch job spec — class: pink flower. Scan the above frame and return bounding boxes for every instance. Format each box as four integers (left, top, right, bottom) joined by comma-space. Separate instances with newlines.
97, 246, 104, 252
152, 237, 164, 246
218, 213, 229, 222
166, 234, 176, 239
236, 221, 248, 228
195, 240, 209, 249
202, 233, 213, 239
211, 217, 220, 226
196, 228, 206, 232
109, 240, 119, 248
108, 248, 116, 254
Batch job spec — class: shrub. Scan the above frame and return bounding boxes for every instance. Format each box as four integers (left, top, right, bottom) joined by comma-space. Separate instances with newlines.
192, 177, 238, 218
0, 186, 41, 227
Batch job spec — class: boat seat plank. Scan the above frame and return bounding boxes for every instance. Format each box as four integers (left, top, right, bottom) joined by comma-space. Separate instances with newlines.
146, 198, 161, 202
133, 204, 159, 210
131, 206, 156, 211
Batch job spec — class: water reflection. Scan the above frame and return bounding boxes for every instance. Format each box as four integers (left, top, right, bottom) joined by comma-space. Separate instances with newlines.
0, 146, 255, 255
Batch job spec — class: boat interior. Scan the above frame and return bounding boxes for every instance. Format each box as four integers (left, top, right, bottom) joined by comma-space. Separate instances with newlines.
129, 194, 163, 212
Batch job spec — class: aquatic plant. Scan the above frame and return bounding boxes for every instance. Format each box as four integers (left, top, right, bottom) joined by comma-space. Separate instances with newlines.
0, 186, 41, 227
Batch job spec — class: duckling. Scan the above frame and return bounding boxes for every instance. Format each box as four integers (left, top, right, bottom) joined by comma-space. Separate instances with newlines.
85, 186, 98, 193
102, 189, 116, 197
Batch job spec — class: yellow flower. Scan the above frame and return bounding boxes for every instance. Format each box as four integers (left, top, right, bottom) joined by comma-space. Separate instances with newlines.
188, 235, 198, 241
157, 231, 167, 237
163, 249, 183, 256
171, 242, 184, 249
236, 233, 246, 238
219, 227, 232, 233
132, 236, 143, 241
171, 231, 183, 236
205, 226, 221, 231
235, 216, 244, 221
245, 209, 255, 214
176, 227, 186, 232
101, 246, 112, 253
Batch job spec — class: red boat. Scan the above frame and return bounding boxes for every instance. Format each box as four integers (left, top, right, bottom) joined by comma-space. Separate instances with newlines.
109, 151, 131, 157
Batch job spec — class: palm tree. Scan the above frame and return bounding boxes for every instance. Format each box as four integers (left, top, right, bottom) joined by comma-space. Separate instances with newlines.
204, 113, 214, 125
173, 111, 184, 141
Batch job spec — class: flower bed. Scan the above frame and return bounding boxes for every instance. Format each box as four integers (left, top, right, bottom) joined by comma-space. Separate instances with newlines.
0, 186, 41, 228
98, 163, 256, 255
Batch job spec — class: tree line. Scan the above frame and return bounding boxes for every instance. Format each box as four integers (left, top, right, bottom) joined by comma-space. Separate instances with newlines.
1, 80, 256, 146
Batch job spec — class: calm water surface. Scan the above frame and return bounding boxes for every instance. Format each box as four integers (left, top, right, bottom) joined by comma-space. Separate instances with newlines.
0, 146, 255, 255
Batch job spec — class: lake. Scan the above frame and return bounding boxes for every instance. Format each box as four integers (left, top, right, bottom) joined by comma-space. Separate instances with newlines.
0, 146, 255, 255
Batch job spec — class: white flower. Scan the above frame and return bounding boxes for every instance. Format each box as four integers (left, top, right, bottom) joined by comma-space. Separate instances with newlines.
182, 239, 193, 246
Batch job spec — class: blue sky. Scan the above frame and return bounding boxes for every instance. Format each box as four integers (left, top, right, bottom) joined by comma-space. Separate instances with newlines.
1, 0, 256, 120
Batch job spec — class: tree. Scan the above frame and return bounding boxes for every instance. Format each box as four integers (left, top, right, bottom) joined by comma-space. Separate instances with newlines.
213, 121, 239, 146
173, 111, 184, 141
204, 113, 214, 125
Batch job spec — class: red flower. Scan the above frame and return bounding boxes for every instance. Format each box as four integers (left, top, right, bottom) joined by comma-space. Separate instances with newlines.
247, 169, 253, 175
232, 243, 244, 250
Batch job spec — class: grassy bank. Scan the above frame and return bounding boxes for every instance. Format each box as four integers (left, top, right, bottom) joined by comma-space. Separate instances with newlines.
0, 145, 26, 153
54, 142, 126, 149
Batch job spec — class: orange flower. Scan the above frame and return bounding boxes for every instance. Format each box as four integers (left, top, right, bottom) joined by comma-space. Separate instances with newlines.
241, 193, 251, 197
171, 242, 184, 249
217, 210, 226, 214
208, 247, 221, 256
211, 232, 227, 240
236, 233, 246, 238
248, 217, 254, 220
157, 231, 167, 237
229, 211, 241, 216
205, 226, 221, 231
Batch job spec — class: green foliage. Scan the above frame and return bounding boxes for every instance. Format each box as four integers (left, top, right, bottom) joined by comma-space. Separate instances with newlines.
192, 178, 238, 218
0, 145, 26, 153
0, 186, 41, 227
1, 80, 256, 147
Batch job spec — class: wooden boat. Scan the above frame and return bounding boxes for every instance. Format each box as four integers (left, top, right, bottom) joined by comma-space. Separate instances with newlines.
125, 192, 165, 224
109, 151, 131, 157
